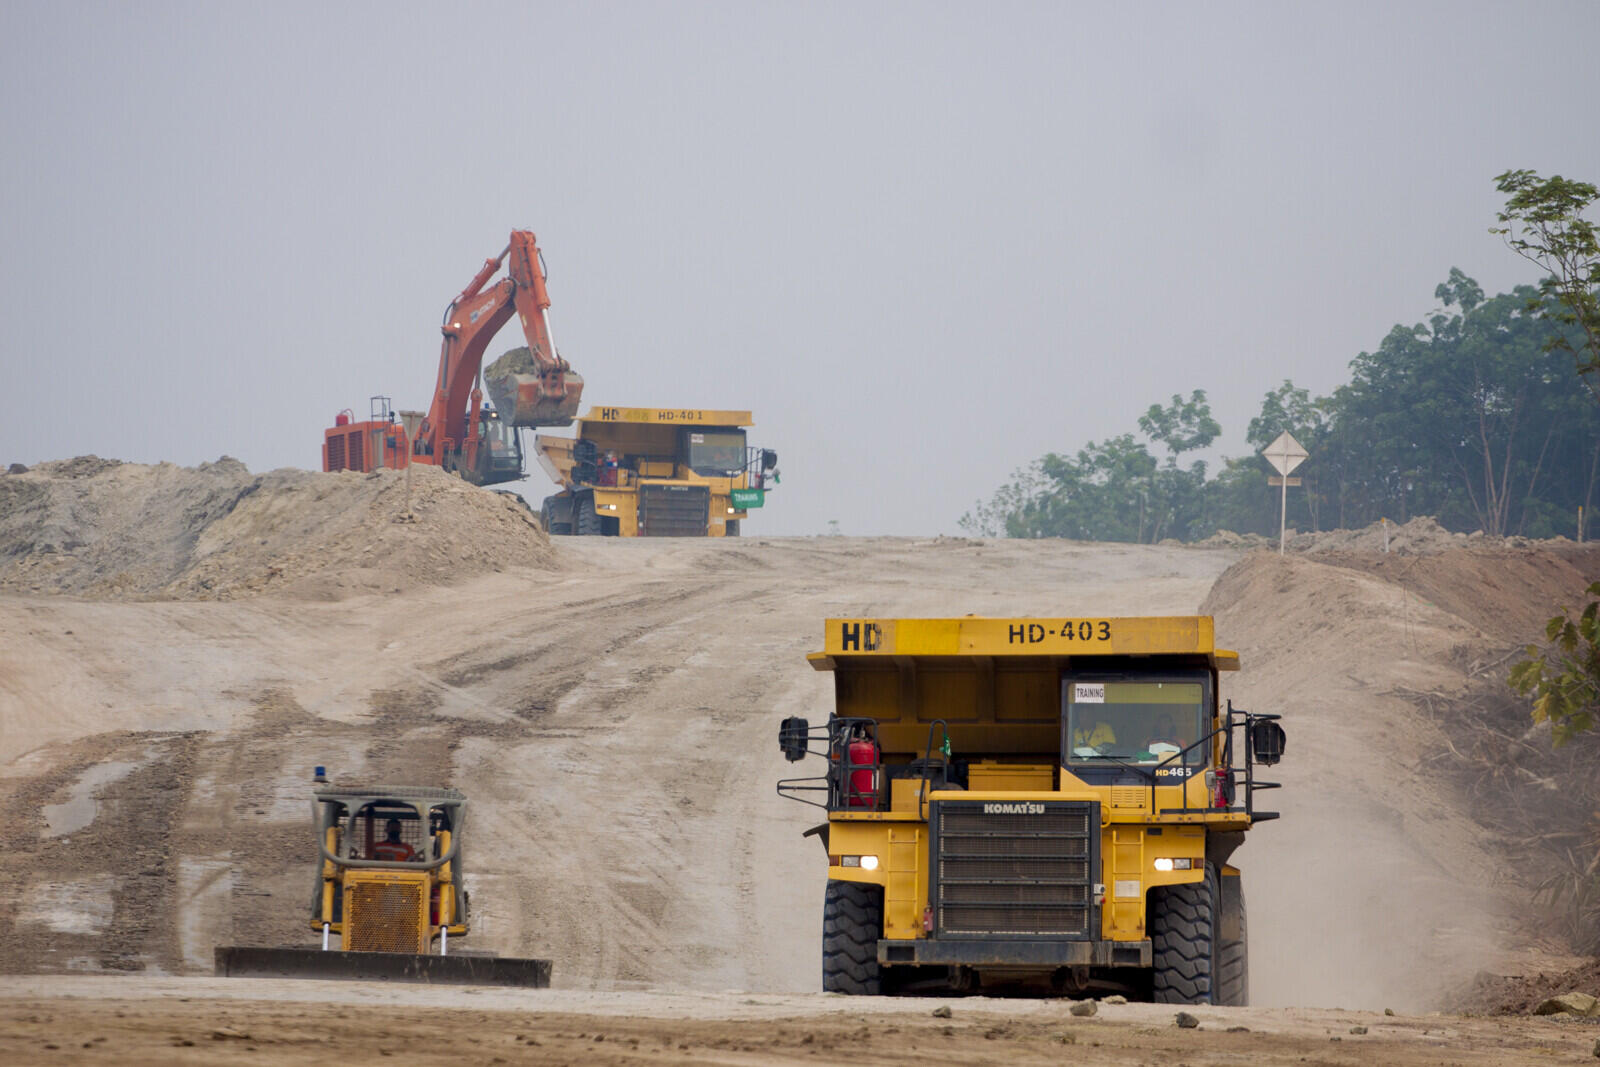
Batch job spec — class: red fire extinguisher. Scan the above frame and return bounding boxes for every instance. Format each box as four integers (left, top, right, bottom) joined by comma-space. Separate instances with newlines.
1212, 766, 1232, 808
846, 735, 879, 808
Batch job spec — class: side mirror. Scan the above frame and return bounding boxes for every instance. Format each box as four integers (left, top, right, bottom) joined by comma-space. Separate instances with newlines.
1249, 719, 1286, 766
779, 716, 810, 762
761, 449, 779, 472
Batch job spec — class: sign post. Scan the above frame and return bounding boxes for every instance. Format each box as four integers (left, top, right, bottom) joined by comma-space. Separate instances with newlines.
1261, 431, 1309, 556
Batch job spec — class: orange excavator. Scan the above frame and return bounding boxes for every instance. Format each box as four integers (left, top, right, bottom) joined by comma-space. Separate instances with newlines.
320, 230, 584, 486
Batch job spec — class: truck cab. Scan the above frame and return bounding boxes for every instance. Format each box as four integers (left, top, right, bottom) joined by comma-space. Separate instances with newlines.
777, 616, 1285, 1002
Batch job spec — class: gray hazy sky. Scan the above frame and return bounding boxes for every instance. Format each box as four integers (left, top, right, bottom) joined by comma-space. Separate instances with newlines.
3, 2, 1597, 536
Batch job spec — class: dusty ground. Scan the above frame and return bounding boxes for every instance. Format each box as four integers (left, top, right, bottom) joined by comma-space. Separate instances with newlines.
0, 528, 1231, 990
5, 976, 1599, 1065
2, 460, 1599, 1057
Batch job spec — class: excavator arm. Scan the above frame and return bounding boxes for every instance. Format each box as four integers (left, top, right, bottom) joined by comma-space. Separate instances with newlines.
416, 231, 583, 476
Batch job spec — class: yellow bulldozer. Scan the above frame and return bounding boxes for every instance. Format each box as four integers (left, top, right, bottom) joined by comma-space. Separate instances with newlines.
777, 616, 1285, 1002
215, 774, 550, 986
531, 406, 778, 537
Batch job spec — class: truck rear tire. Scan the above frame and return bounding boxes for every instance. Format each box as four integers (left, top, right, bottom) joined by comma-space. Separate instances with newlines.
822, 880, 881, 995
1216, 871, 1248, 1006
575, 493, 600, 536
541, 495, 573, 536
1150, 862, 1218, 1004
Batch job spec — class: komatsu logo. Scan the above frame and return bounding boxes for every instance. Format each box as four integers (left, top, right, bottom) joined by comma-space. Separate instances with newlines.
983, 802, 1046, 815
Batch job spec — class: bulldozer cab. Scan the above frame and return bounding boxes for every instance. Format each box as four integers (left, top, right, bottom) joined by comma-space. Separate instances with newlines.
315, 786, 464, 869
215, 776, 552, 987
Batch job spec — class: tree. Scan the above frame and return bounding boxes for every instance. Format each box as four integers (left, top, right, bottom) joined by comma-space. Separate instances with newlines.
959, 461, 1047, 538
1137, 391, 1221, 542
959, 393, 1219, 543
1493, 169, 1600, 402
1502, 170, 1600, 745
1246, 380, 1331, 531
1510, 584, 1600, 745
1334, 272, 1581, 536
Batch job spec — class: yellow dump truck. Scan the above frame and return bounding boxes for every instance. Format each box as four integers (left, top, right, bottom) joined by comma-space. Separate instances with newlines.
533, 407, 778, 536
777, 616, 1285, 1002
215, 776, 550, 986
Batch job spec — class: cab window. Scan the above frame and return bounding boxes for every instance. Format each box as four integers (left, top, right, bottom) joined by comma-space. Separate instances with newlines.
1061, 673, 1208, 766
684, 430, 746, 476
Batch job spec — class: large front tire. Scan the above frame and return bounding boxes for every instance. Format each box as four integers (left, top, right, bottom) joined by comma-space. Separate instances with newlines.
1150, 862, 1218, 1004
822, 880, 882, 995
1216, 869, 1248, 1006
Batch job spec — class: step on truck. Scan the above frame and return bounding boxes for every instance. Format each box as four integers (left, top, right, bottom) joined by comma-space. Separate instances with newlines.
777, 616, 1285, 1002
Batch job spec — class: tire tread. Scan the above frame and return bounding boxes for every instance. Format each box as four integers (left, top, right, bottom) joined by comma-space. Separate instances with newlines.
822, 880, 881, 995
1150, 863, 1217, 1004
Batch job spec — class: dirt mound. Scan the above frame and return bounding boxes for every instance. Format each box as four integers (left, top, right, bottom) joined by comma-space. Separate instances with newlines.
1200, 516, 1482, 555
1202, 542, 1600, 1010
1198, 515, 1581, 558
0, 457, 555, 601
1456, 958, 1600, 1015
1311, 543, 1600, 646
1295, 515, 1464, 554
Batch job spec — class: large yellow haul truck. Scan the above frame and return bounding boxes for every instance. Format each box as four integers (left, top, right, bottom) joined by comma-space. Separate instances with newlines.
777, 616, 1285, 1003
533, 407, 778, 537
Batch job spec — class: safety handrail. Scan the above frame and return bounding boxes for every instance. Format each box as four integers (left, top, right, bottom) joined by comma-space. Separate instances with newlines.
776, 716, 881, 811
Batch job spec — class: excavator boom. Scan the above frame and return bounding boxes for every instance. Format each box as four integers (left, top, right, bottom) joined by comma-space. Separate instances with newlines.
424, 231, 584, 460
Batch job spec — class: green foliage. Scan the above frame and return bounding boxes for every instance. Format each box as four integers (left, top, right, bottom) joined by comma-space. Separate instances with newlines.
1333, 272, 1593, 536
1498, 173, 1600, 745
959, 394, 1219, 542
958, 460, 1048, 538
1493, 169, 1600, 399
1510, 582, 1600, 746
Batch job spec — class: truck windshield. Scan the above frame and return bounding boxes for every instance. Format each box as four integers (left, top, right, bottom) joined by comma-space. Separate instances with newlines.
686, 430, 746, 476
1061, 674, 1208, 766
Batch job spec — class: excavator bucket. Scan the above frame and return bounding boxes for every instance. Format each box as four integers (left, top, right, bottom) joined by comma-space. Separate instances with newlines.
214, 946, 552, 987
500, 370, 585, 427
484, 348, 584, 428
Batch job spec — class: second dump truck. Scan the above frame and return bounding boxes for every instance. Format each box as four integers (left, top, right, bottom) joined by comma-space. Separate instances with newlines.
778, 615, 1284, 1003
532, 406, 778, 537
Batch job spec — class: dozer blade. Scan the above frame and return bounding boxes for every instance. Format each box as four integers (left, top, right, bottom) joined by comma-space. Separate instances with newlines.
214, 946, 551, 987
486, 370, 585, 428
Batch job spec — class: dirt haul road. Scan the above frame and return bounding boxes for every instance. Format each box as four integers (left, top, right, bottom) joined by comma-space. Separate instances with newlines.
6, 976, 1600, 1066
2, 461, 1598, 1057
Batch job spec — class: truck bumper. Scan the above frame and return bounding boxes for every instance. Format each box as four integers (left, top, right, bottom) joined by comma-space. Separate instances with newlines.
878, 938, 1150, 968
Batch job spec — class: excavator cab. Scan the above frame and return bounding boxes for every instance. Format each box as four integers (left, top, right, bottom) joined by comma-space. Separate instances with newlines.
473, 406, 526, 486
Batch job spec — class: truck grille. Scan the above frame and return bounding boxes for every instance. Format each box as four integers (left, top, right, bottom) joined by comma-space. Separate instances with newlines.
932, 801, 1098, 938
345, 880, 425, 954
638, 484, 709, 537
